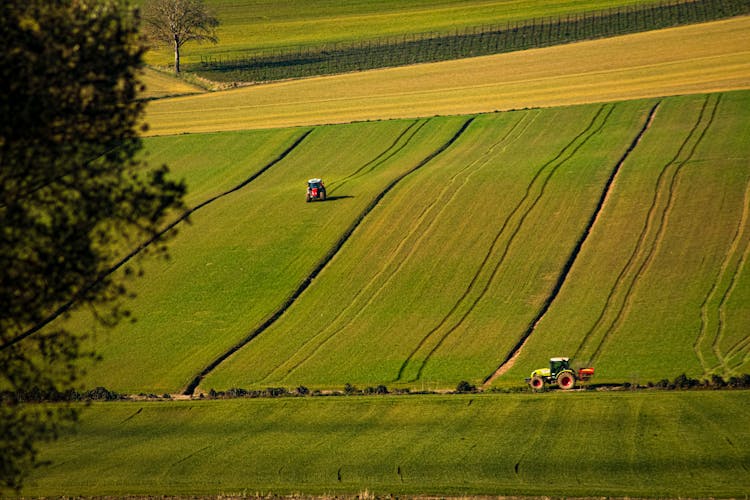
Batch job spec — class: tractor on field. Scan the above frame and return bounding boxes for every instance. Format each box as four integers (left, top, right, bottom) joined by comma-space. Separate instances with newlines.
526, 357, 594, 390
306, 178, 326, 202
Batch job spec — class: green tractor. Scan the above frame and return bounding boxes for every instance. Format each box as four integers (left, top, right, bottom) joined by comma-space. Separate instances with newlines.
526, 357, 594, 390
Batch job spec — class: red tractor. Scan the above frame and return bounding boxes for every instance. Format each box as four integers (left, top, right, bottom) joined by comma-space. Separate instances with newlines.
526, 357, 594, 390
306, 178, 326, 202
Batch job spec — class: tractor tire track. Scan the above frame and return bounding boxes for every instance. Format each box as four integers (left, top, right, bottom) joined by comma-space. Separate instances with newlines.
573, 95, 713, 363
698, 171, 750, 374
483, 101, 661, 387
1, 129, 313, 352
269, 112, 535, 383
327, 119, 427, 194
588, 94, 720, 365
183, 117, 475, 395
258, 117, 439, 382
396, 104, 615, 382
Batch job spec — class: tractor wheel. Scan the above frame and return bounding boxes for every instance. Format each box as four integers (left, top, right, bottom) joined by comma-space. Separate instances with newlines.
557, 371, 575, 390
530, 375, 545, 390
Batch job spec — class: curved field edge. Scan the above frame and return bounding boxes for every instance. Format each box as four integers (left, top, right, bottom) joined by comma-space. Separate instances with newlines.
26, 391, 750, 497
144, 16, 750, 135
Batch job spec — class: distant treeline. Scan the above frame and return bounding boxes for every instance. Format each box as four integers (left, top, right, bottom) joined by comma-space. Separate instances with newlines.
194, 0, 750, 83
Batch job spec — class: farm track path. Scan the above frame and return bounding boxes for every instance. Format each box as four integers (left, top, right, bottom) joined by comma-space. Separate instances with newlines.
0, 129, 313, 353
568, 94, 713, 364
482, 100, 661, 388
588, 94, 721, 365
270, 112, 538, 383
397, 103, 616, 383
185, 117, 476, 395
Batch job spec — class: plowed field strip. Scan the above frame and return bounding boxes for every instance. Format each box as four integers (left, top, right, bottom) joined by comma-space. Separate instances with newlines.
269, 113, 536, 383
483, 101, 660, 387
588, 94, 721, 365
397, 104, 615, 382
185, 117, 475, 395
0, 129, 312, 352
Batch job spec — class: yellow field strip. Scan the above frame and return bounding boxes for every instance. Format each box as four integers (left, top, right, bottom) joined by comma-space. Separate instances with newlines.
140, 67, 205, 100
144, 16, 750, 135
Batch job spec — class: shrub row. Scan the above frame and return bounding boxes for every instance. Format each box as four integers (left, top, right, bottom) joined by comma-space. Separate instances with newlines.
3, 386, 124, 403
4, 373, 747, 403
194, 0, 750, 83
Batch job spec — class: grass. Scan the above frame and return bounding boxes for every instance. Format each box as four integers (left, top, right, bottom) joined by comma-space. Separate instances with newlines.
143, 0, 657, 68
501, 90, 750, 386
77, 118, 469, 394
73, 90, 750, 395
143, 16, 750, 135
201, 100, 657, 390
24, 391, 750, 497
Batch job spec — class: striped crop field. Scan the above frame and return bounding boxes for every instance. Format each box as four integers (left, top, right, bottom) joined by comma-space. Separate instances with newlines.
143, 16, 750, 135
25, 391, 750, 497
68, 89, 750, 396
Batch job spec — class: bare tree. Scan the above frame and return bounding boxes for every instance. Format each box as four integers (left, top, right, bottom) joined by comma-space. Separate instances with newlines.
142, 0, 219, 73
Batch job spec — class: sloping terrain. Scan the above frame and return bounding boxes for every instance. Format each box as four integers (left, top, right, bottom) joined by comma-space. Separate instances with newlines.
74, 90, 749, 394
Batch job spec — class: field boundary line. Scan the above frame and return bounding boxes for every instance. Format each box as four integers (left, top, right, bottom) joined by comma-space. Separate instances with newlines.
482, 100, 661, 387
182, 117, 476, 395
270, 112, 537, 383
0, 129, 313, 353
589, 94, 720, 365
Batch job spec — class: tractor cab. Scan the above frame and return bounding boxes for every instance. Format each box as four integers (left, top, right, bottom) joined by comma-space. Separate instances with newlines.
306, 178, 326, 202
549, 357, 571, 377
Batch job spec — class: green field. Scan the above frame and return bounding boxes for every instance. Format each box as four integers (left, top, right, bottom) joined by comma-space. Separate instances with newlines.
143, 0, 656, 68
25, 391, 750, 497
68, 88, 750, 396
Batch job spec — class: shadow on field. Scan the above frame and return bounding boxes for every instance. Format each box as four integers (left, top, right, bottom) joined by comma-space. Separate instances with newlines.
323, 195, 354, 202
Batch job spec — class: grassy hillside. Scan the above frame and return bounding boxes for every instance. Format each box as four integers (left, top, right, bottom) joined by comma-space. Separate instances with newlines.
202, 100, 654, 390
25, 391, 750, 497
143, 16, 750, 135
503, 90, 750, 385
143, 0, 656, 68
79, 118, 470, 394
71, 89, 750, 395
